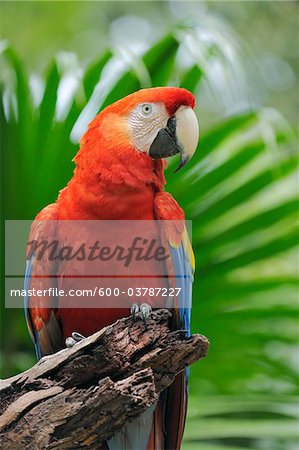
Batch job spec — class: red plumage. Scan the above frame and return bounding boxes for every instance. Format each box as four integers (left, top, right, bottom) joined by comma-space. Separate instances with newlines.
26, 87, 196, 450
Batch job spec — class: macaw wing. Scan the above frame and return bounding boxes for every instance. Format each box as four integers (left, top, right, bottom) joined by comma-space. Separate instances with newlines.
168, 227, 194, 332
154, 192, 195, 331
154, 192, 195, 450
24, 255, 63, 359
24, 205, 63, 359
161, 224, 194, 450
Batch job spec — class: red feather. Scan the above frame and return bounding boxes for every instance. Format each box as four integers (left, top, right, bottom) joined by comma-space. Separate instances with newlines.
26, 87, 195, 449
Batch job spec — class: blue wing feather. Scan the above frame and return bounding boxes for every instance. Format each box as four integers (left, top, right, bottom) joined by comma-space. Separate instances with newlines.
169, 229, 194, 388
170, 242, 193, 335
24, 255, 43, 359
24, 253, 63, 359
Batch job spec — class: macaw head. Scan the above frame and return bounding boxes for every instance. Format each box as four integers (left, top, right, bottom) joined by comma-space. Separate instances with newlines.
83, 87, 199, 173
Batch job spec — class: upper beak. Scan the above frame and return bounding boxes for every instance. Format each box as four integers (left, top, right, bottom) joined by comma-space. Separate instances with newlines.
149, 106, 199, 172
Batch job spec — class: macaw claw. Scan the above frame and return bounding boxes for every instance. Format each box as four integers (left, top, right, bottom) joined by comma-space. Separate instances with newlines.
130, 303, 152, 329
37, 354, 53, 365
130, 303, 140, 321
140, 303, 152, 325
65, 331, 86, 348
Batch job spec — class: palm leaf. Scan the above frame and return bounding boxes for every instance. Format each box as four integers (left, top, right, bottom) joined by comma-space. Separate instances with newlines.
1, 27, 298, 450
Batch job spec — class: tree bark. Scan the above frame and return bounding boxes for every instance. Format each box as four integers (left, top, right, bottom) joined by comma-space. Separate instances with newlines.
0, 309, 209, 449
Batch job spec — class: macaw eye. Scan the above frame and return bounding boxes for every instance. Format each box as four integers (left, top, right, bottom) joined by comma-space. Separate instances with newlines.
141, 104, 153, 116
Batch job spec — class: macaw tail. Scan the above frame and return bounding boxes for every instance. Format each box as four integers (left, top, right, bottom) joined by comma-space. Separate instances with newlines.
148, 371, 188, 450
107, 403, 157, 450
164, 371, 188, 450
107, 371, 187, 450
147, 398, 165, 450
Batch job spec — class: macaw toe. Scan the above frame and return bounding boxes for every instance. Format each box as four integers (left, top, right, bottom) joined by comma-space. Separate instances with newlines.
130, 303, 140, 321
140, 303, 152, 324
37, 354, 54, 365
65, 331, 86, 348
130, 303, 152, 330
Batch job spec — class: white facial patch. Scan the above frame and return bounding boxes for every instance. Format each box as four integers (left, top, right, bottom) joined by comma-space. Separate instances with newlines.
128, 103, 169, 153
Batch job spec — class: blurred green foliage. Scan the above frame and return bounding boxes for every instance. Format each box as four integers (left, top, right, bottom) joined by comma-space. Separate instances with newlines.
0, 2, 298, 450
0, 1, 297, 124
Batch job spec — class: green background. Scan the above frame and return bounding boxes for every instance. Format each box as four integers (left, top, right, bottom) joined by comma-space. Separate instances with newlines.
0, 2, 298, 449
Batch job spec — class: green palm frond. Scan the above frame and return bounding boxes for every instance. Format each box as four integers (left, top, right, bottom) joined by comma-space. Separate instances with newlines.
1, 26, 298, 450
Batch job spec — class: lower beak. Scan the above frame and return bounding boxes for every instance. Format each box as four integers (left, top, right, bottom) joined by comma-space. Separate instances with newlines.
149, 106, 199, 172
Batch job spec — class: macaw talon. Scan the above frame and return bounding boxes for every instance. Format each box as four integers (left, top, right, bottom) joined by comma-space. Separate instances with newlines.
72, 331, 86, 342
37, 354, 53, 365
139, 303, 152, 330
65, 331, 86, 348
130, 303, 152, 329
130, 303, 140, 321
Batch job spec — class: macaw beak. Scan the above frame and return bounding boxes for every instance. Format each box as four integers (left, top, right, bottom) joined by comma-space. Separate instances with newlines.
149, 106, 199, 172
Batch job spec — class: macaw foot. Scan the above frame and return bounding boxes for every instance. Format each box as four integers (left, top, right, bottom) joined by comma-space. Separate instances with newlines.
37, 354, 54, 365
65, 331, 86, 348
37, 347, 66, 364
130, 303, 152, 330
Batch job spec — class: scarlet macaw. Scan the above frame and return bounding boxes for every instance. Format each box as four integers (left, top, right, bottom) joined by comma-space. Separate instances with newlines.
24, 87, 199, 449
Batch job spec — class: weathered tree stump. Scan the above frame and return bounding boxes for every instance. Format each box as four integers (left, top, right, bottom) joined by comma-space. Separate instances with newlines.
0, 309, 209, 449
